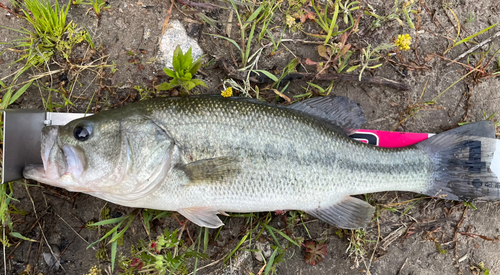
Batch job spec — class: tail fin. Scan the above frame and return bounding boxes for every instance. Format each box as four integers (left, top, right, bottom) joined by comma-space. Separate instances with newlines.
417, 121, 500, 201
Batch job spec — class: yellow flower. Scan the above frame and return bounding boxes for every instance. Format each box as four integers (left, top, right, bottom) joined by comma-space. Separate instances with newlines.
395, 34, 412, 51
221, 87, 233, 97
86, 265, 102, 275
286, 15, 295, 28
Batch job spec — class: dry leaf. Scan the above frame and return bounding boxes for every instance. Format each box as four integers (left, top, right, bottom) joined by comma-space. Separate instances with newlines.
305, 58, 318, 65
305, 9, 316, 20
300, 13, 307, 23
340, 32, 348, 47
339, 44, 351, 55
316, 62, 324, 73
424, 54, 435, 63
318, 45, 330, 60
326, 46, 333, 57
272, 89, 291, 104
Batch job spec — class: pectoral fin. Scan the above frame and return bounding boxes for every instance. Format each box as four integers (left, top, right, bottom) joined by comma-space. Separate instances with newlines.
305, 196, 375, 229
177, 157, 240, 184
177, 207, 224, 228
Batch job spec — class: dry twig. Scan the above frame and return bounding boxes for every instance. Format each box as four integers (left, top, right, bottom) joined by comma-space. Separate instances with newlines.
446, 31, 500, 66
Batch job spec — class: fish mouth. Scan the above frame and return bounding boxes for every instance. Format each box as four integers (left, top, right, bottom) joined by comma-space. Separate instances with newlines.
23, 126, 86, 191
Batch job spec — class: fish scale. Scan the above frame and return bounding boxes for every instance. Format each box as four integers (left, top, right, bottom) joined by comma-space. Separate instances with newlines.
143, 97, 431, 210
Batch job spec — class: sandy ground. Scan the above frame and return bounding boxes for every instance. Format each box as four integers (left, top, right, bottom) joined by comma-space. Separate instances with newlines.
1, 0, 500, 274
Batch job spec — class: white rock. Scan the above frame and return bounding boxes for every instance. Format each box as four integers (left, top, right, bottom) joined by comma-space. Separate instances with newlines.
157, 20, 203, 69
253, 242, 272, 262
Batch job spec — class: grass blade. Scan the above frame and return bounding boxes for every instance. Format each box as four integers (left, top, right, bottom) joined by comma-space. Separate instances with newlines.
325, 0, 339, 44
8, 81, 32, 106
110, 230, 118, 272
86, 220, 125, 249
203, 227, 209, 253
88, 215, 127, 227
224, 232, 249, 263
449, 8, 460, 44
454, 23, 498, 47
264, 223, 300, 247
10, 232, 37, 242
246, 4, 264, 25
245, 22, 257, 65
107, 215, 134, 244
263, 223, 281, 249
253, 70, 278, 82
207, 34, 242, 52
263, 247, 279, 275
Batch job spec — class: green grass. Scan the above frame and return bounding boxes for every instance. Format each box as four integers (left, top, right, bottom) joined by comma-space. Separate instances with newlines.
346, 229, 371, 268
23, 0, 72, 49
86, 209, 176, 272
117, 226, 207, 274
358, 43, 395, 81
0, 184, 14, 247
72, 0, 108, 18
87, 212, 136, 272
444, 23, 498, 55
2, 0, 73, 67
0, 0, 94, 114
310, 0, 341, 44
364, 0, 417, 30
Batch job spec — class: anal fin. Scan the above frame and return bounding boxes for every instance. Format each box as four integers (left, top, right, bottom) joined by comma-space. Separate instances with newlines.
305, 196, 375, 229
177, 207, 224, 228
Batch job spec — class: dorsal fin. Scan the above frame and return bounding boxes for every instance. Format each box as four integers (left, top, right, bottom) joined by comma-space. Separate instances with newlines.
289, 96, 366, 133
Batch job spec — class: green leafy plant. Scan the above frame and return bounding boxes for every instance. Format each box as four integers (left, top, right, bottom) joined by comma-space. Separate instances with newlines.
365, 0, 417, 30
302, 0, 358, 44
157, 46, 207, 94
134, 85, 156, 101
257, 0, 282, 44
141, 209, 171, 236
284, 0, 309, 31
272, 58, 298, 88
304, 240, 327, 266
72, 0, 108, 18
118, 228, 207, 275
358, 43, 394, 81
88, 0, 107, 17
474, 261, 490, 275
87, 209, 172, 272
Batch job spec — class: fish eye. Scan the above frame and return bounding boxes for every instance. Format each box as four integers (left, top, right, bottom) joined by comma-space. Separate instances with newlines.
73, 123, 92, 141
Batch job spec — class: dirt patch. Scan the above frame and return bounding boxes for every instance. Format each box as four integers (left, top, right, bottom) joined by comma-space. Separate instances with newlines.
1, 0, 500, 274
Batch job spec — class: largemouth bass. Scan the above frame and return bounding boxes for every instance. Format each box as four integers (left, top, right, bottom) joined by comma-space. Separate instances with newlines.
23, 96, 500, 229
